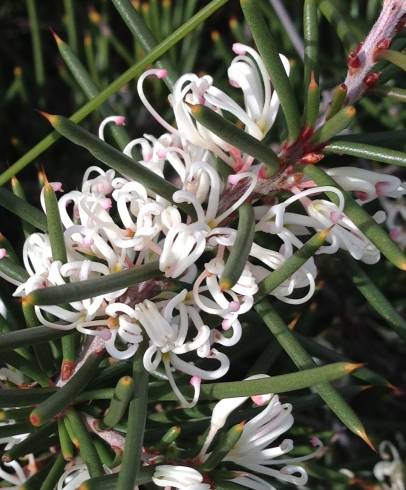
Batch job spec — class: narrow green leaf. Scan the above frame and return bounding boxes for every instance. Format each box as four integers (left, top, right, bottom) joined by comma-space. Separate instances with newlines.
26, 0, 44, 87
0, 388, 55, 408
53, 32, 129, 149
317, 0, 358, 48
1, 351, 49, 387
30, 352, 103, 426
0, 325, 69, 352
333, 130, 406, 147
220, 204, 255, 289
189, 104, 280, 175
146, 362, 361, 402
2, 422, 57, 461
0, 187, 47, 231
368, 86, 406, 104
323, 140, 406, 167
255, 299, 372, 445
11, 177, 36, 237
326, 83, 347, 120
303, 0, 319, 88
256, 228, 330, 300
0, 256, 28, 283
304, 73, 320, 129
65, 409, 104, 478
311, 106, 356, 144
63, 0, 78, 52
58, 419, 75, 461
379, 49, 406, 71
27, 260, 160, 305
200, 423, 244, 472
102, 376, 134, 428
81, 468, 154, 490
117, 340, 149, 490
112, 0, 178, 88
0, 0, 229, 185
295, 332, 393, 387
241, 0, 301, 141
39, 453, 66, 490
342, 255, 406, 342
0, 422, 35, 438
303, 165, 406, 271
43, 114, 195, 216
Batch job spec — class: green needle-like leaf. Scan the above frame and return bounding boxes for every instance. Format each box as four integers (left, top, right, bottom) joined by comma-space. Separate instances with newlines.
311, 106, 356, 144
0, 256, 28, 283
112, 0, 178, 88
256, 228, 330, 300
220, 204, 255, 289
0, 388, 56, 408
27, 260, 160, 305
117, 340, 149, 490
200, 422, 244, 472
0, 187, 47, 231
342, 255, 406, 342
65, 408, 104, 478
145, 362, 361, 401
303, 165, 406, 271
303, 0, 319, 88
0, 325, 69, 352
30, 352, 104, 426
255, 299, 373, 447
2, 422, 57, 461
53, 32, 129, 149
42, 114, 195, 216
102, 376, 134, 428
241, 0, 301, 141
0, 0, 229, 185
324, 140, 406, 167
1, 351, 49, 387
379, 49, 406, 71
58, 419, 75, 461
368, 86, 406, 104
326, 83, 347, 120
39, 453, 66, 490
189, 104, 280, 175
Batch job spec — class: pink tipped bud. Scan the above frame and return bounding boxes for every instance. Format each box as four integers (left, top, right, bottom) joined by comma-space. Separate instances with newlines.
251, 393, 272, 406
190, 375, 201, 389
100, 198, 112, 210
51, 182, 63, 192
229, 301, 240, 313
222, 318, 232, 331
156, 69, 168, 79
330, 211, 342, 223
114, 116, 126, 126
0, 248, 8, 259
157, 149, 167, 159
83, 236, 94, 247
229, 79, 240, 88
310, 435, 322, 448
390, 227, 401, 240
228, 174, 240, 186
375, 181, 390, 197
232, 43, 246, 55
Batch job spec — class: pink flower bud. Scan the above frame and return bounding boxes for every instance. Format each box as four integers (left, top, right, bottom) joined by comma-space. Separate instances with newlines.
0, 248, 8, 259
156, 69, 168, 79
232, 43, 246, 55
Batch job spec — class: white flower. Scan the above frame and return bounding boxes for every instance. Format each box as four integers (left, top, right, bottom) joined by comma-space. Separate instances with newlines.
133, 290, 229, 407
374, 441, 405, 490
199, 376, 322, 488
57, 462, 90, 490
152, 465, 210, 490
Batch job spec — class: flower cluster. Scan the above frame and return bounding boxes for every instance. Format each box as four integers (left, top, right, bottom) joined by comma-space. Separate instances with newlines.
0, 43, 404, 412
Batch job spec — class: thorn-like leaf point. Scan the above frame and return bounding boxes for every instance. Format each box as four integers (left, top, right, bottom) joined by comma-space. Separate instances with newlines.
356, 430, 376, 452
49, 28, 63, 46
38, 111, 59, 126
344, 363, 365, 373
